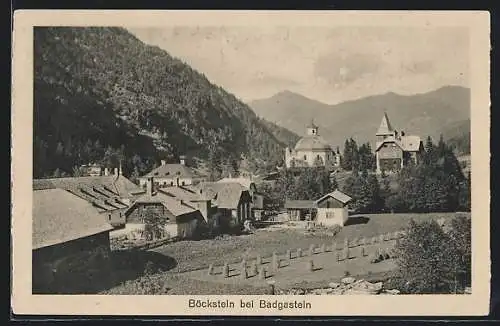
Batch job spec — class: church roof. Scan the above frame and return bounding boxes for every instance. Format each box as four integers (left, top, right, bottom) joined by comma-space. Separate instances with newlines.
294, 135, 332, 151
375, 135, 422, 152
376, 112, 395, 136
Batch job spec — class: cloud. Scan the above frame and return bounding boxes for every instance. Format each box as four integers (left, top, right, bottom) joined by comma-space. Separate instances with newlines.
313, 52, 384, 86
128, 26, 469, 104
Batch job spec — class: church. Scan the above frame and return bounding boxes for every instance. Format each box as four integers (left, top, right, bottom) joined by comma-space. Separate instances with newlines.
285, 121, 340, 170
375, 112, 425, 174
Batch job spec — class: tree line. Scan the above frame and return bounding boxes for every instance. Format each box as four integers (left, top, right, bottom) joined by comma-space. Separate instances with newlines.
259, 135, 470, 214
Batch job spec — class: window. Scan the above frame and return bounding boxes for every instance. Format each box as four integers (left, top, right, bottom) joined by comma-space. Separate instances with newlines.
304, 155, 307, 160
326, 201, 331, 209
170, 181, 174, 186
108, 214, 111, 221
182, 181, 185, 186
317, 154, 320, 160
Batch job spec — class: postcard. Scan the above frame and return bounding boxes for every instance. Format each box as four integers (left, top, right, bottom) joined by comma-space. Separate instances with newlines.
11, 10, 490, 316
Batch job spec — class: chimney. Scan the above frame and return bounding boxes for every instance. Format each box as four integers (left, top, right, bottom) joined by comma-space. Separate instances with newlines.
179, 155, 186, 166
104, 167, 109, 176
146, 177, 154, 195
114, 167, 118, 176
161, 160, 166, 166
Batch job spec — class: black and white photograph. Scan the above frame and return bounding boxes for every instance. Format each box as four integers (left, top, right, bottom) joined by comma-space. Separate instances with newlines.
12, 10, 490, 316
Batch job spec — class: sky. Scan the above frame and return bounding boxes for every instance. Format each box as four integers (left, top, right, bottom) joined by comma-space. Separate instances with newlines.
128, 26, 469, 105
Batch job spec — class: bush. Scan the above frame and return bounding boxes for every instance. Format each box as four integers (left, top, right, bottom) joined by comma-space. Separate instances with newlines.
143, 261, 157, 276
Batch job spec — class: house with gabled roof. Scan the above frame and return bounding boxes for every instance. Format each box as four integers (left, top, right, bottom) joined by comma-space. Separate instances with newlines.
138, 156, 207, 189
315, 190, 353, 227
284, 189, 353, 227
375, 112, 425, 173
32, 171, 144, 228
32, 188, 114, 294
117, 177, 205, 240
186, 181, 252, 230
215, 176, 266, 220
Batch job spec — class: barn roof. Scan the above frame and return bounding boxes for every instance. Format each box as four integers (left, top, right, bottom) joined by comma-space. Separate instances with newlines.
158, 186, 210, 202
315, 190, 353, 205
33, 176, 141, 212
33, 189, 113, 250
186, 182, 247, 209
125, 191, 198, 217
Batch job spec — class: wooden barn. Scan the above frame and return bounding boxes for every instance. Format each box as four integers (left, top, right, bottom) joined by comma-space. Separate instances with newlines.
32, 188, 114, 294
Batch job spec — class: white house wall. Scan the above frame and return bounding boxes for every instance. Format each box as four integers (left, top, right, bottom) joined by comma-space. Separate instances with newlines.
316, 207, 349, 227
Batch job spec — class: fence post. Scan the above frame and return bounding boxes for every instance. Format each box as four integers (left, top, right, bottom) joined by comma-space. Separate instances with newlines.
309, 244, 315, 256
251, 261, 258, 276
307, 259, 314, 272
287, 249, 292, 260
207, 264, 214, 275
256, 255, 262, 266
297, 248, 302, 258
223, 263, 229, 278
320, 244, 325, 253
258, 266, 266, 280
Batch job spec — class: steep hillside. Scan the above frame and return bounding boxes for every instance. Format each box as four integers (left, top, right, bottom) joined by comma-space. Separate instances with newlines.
259, 118, 300, 148
443, 119, 471, 155
249, 86, 470, 148
34, 27, 288, 178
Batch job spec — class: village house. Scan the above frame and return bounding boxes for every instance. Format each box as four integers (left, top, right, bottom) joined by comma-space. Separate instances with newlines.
33, 188, 114, 294
138, 156, 206, 188
32, 168, 144, 229
158, 185, 218, 230
187, 181, 253, 230
375, 112, 425, 174
118, 177, 205, 240
314, 190, 353, 227
284, 189, 353, 227
215, 176, 266, 220
285, 121, 340, 170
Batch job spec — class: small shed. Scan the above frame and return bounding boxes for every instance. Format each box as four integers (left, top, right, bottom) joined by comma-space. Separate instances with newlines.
284, 200, 316, 221
314, 190, 353, 227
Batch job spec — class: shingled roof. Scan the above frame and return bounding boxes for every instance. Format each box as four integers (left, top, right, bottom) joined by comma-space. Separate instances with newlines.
315, 190, 353, 205
33, 189, 114, 250
141, 163, 205, 179
375, 135, 423, 153
376, 112, 395, 136
32, 176, 143, 212
187, 182, 248, 209
125, 190, 198, 217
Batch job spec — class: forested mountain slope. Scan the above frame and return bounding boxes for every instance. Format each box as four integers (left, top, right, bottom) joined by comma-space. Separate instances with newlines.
34, 27, 289, 178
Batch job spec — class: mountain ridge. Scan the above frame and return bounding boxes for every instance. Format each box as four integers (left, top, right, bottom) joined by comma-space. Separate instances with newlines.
249, 86, 470, 148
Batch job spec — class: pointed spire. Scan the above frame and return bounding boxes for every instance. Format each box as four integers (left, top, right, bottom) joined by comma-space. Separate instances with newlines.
376, 111, 394, 136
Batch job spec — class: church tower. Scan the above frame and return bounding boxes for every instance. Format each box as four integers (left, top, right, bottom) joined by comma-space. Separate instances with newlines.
306, 119, 319, 136
376, 112, 395, 141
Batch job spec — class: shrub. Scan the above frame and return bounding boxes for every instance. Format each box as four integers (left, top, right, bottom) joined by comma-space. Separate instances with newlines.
143, 261, 156, 276
344, 270, 351, 277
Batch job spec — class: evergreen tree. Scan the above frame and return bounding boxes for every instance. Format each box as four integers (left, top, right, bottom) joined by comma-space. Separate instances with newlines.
393, 219, 461, 294
341, 139, 352, 170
